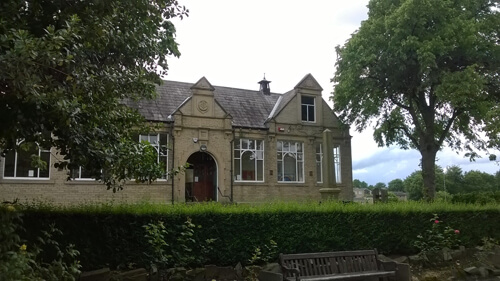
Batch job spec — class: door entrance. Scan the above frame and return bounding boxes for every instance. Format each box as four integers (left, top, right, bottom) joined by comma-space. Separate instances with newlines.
185, 152, 217, 202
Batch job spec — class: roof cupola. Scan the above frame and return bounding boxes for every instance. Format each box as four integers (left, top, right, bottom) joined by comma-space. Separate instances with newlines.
258, 74, 271, 95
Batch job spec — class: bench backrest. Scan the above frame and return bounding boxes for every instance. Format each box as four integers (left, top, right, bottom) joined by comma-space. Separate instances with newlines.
279, 249, 381, 278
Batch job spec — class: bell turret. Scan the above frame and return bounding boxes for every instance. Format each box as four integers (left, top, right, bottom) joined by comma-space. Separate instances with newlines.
258, 74, 271, 95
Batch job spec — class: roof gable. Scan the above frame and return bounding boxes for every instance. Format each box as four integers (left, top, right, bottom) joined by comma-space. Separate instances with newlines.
294, 73, 323, 91
190, 76, 215, 91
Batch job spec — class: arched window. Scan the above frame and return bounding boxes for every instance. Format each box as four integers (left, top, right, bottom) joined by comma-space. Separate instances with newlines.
233, 139, 264, 182
277, 141, 304, 183
3, 141, 50, 179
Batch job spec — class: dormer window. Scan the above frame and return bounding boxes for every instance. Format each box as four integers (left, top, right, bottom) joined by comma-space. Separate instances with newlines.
301, 96, 315, 122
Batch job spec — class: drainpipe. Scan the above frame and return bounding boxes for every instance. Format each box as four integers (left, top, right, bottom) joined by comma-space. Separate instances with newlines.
230, 128, 235, 203
171, 131, 175, 205
167, 115, 175, 205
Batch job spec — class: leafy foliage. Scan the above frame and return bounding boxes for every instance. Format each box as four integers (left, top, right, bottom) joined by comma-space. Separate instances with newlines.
143, 218, 215, 269
16, 201, 500, 269
0, 0, 188, 190
392, 165, 500, 200
333, 0, 500, 199
353, 179, 369, 189
247, 240, 278, 265
388, 179, 405, 192
451, 191, 500, 205
413, 214, 461, 254
0, 204, 81, 281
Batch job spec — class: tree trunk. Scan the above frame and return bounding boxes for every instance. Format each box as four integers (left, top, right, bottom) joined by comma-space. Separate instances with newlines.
420, 145, 438, 200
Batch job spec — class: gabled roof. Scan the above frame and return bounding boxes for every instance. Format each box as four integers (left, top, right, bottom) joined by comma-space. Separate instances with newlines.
214, 85, 280, 128
191, 76, 215, 91
267, 89, 295, 120
125, 80, 281, 129
294, 73, 323, 91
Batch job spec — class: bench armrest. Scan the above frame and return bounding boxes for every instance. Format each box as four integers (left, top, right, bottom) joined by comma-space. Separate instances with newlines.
281, 265, 301, 276
379, 260, 397, 271
379, 260, 411, 281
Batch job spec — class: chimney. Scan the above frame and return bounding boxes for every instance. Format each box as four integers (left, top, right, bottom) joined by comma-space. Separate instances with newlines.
258, 75, 271, 95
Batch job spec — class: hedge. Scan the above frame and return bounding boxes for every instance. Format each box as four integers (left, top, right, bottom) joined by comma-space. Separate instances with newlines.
17, 201, 500, 270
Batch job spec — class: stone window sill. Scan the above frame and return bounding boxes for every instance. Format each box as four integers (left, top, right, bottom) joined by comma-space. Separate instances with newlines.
0, 179, 55, 184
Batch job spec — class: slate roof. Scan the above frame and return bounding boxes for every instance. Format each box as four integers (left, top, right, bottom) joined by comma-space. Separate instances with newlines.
269, 89, 295, 120
125, 80, 283, 129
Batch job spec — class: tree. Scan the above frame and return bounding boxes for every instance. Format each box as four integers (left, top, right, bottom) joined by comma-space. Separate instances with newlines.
495, 170, 500, 190
353, 179, 369, 189
0, 0, 188, 190
443, 165, 465, 194
463, 170, 496, 193
374, 182, 387, 189
388, 179, 405, 192
403, 171, 424, 201
333, 0, 500, 199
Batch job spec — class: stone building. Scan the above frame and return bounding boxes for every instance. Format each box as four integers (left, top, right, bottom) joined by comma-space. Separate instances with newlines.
0, 74, 353, 204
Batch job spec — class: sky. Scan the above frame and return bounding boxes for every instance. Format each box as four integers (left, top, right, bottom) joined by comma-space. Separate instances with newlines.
165, 0, 499, 185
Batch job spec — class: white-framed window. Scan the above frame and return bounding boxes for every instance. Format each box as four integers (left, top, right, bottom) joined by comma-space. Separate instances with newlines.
334, 146, 341, 183
70, 133, 169, 180
71, 167, 95, 180
234, 138, 264, 182
316, 143, 322, 183
315, 144, 342, 184
301, 96, 315, 122
277, 141, 304, 183
3, 141, 51, 179
140, 133, 169, 179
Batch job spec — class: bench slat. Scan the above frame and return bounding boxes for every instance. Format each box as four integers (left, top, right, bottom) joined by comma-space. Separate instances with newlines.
282, 250, 376, 260
328, 257, 338, 274
299, 270, 395, 281
279, 249, 396, 281
300, 259, 309, 276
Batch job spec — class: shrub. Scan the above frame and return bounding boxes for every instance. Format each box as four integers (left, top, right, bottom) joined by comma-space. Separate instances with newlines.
143, 217, 215, 269
413, 214, 461, 254
0, 204, 81, 281
18, 201, 500, 269
451, 191, 500, 204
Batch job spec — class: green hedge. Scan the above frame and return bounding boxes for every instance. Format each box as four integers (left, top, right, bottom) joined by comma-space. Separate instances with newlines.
18, 201, 500, 270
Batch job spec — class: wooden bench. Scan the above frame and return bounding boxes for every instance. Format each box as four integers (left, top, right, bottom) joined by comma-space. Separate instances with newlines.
279, 249, 397, 281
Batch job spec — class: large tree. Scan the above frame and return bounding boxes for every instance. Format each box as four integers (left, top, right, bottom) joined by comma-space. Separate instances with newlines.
333, 0, 500, 199
443, 165, 465, 194
388, 178, 405, 192
0, 0, 188, 190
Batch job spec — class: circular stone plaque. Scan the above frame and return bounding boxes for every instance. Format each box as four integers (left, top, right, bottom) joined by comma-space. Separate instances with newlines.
197, 100, 209, 113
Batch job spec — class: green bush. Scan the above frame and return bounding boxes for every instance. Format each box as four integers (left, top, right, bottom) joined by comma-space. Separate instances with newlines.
451, 191, 500, 204
18, 201, 500, 271
0, 204, 81, 281
413, 214, 461, 254
143, 217, 215, 269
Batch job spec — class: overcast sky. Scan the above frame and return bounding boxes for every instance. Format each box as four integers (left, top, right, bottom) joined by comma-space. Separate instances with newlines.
166, 0, 499, 185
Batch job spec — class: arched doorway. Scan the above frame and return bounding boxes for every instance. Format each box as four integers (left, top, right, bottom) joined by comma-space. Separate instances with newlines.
185, 152, 217, 202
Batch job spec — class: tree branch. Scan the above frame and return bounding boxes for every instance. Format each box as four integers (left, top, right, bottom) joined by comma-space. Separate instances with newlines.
389, 95, 410, 111
396, 125, 419, 148
437, 108, 461, 147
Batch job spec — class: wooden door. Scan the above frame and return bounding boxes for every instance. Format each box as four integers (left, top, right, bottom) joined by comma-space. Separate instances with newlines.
186, 152, 216, 202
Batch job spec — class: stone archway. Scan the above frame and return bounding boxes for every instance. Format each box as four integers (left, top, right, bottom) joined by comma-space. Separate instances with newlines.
185, 152, 217, 202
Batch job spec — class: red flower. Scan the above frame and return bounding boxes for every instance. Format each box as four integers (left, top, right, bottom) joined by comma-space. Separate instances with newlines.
434, 220, 439, 224
455, 230, 460, 234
